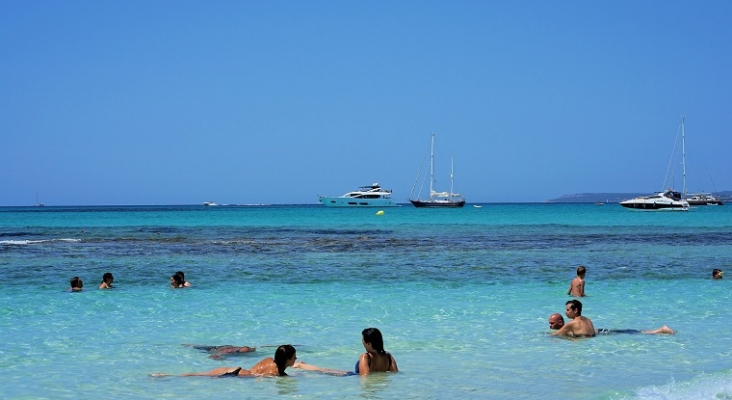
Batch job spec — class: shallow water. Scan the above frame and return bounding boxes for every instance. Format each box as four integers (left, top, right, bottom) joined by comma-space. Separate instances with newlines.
1, 204, 731, 399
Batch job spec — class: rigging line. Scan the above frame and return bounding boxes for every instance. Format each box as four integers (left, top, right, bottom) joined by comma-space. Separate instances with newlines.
662, 121, 683, 190
708, 173, 719, 193
410, 153, 428, 200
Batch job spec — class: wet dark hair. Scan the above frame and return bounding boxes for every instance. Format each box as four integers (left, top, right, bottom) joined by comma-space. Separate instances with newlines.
102, 272, 113, 284
577, 266, 586, 276
566, 299, 583, 315
273, 344, 296, 376
362, 327, 386, 355
70, 276, 83, 289
171, 274, 184, 288
175, 271, 185, 281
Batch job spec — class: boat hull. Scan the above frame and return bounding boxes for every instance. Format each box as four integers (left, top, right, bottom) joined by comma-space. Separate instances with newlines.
687, 200, 723, 206
686, 195, 723, 206
318, 197, 398, 207
619, 202, 688, 210
410, 199, 465, 208
620, 190, 689, 211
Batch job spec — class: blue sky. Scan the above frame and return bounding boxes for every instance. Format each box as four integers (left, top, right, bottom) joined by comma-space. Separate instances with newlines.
2, 1, 731, 205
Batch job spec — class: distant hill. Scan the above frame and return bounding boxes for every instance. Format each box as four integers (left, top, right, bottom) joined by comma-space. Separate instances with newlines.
547, 191, 732, 203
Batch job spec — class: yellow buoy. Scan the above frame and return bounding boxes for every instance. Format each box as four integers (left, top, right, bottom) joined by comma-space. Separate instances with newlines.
375, 210, 385, 216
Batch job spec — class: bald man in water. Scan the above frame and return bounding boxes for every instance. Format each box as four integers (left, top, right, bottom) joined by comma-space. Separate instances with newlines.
548, 313, 675, 335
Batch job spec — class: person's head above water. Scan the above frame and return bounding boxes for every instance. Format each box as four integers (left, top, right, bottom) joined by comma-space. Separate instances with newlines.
362, 327, 386, 354
565, 299, 583, 317
576, 265, 586, 277
713, 269, 723, 279
171, 274, 184, 288
273, 344, 297, 376
70, 276, 83, 290
548, 313, 565, 330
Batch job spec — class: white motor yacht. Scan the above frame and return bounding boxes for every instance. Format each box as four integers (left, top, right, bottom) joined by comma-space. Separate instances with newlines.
619, 190, 689, 210
318, 183, 398, 207
620, 117, 692, 211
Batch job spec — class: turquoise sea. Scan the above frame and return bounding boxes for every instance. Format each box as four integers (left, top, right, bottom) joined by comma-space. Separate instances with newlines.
1, 203, 731, 399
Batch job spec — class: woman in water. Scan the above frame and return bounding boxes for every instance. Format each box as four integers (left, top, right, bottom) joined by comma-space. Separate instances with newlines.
170, 274, 184, 288
294, 327, 398, 376
153, 344, 297, 377
175, 271, 191, 287
98, 272, 114, 289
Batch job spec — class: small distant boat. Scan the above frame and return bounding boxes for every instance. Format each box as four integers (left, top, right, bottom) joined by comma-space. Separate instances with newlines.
409, 133, 465, 208
318, 183, 398, 207
686, 193, 723, 206
203, 201, 218, 206
620, 118, 689, 211
34, 192, 44, 207
473, 205, 483, 208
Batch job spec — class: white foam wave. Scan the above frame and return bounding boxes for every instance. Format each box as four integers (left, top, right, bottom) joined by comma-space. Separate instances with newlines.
0, 238, 81, 245
625, 370, 732, 400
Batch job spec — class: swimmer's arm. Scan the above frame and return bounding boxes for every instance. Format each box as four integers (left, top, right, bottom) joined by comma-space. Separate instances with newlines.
552, 321, 573, 337
358, 353, 370, 375
292, 361, 350, 376
390, 355, 399, 372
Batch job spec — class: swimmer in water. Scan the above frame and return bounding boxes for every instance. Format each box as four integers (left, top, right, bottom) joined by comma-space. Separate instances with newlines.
294, 327, 398, 376
70, 276, 83, 292
552, 300, 596, 338
170, 274, 184, 288
567, 265, 587, 297
713, 269, 723, 280
175, 271, 191, 287
184, 344, 257, 359
548, 313, 675, 335
99, 272, 114, 289
151, 344, 296, 377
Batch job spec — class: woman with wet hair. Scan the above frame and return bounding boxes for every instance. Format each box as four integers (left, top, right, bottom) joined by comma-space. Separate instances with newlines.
175, 271, 191, 287
99, 272, 114, 289
170, 274, 184, 288
355, 327, 398, 375
294, 327, 398, 376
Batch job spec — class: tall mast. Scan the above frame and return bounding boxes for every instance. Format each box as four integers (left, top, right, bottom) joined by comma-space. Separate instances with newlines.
450, 155, 454, 201
681, 116, 687, 198
429, 133, 435, 197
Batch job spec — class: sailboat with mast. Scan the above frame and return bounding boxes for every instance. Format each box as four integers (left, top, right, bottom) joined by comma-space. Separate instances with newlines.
34, 192, 44, 207
620, 117, 690, 210
409, 133, 465, 208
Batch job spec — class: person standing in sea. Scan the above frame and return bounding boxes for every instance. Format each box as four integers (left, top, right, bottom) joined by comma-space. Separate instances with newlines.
567, 265, 587, 297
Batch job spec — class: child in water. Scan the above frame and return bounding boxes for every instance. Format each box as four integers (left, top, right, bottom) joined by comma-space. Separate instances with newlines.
567, 266, 586, 297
